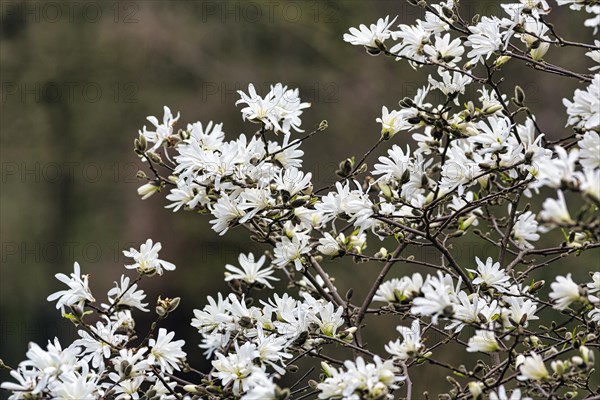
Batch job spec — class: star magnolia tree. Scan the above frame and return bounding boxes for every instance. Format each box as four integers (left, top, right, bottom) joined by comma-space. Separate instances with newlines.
2, 1, 600, 399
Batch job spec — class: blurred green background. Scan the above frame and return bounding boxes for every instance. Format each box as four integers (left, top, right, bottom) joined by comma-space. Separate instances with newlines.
1, 0, 598, 396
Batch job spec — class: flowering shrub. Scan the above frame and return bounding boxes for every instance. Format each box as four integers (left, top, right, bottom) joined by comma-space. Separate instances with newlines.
2, 1, 599, 399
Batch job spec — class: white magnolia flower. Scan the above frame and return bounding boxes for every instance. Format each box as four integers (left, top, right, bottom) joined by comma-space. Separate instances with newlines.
47, 262, 95, 314
466, 16, 504, 63
0, 367, 38, 397
343, 15, 398, 51
22, 338, 81, 389
165, 178, 208, 212
518, 19, 551, 60
147, 380, 177, 400
191, 292, 231, 335
317, 356, 403, 399
424, 33, 464, 66
563, 74, 600, 132
467, 257, 510, 290
309, 302, 345, 337
422, 1, 454, 33
511, 210, 540, 249
549, 273, 583, 310
587, 271, 600, 294
447, 292, 498, 332
411, 272, 459, 324
212, 342, 261, 396
466, 329, 500, 353
385, 319, 423, 360
238, 188, 274, 223
490, 386, 531, 400
141, 105, 180, 152
236, 83, 310, 134
389, 22, 431, 66
148, 328, 186, 374
440, 142, 483, 195
109, 348, 151, 381
269, 84, 311, 134
428, 68, 473, 104
372, 144, 413, 183
48, 365, 97, 399
374, 278, 403, 303
533, 145, 580, 189
268, 133, 304, 169
253, 327, 292, 374
503, 296, 538, 327
209, 194, 246, 235
470, 116, 512, 154
242, 369, 278, 400
589, 307, 600, 323
317, 232, 345, 257
112, 376, 144, 399
376, 106, 408, 138
105, 274, 149, 312
517, 352, 549, 381
578, 168, 600, 201
291, 207, 321, 231
123, 239, 176, 276
275, 167, 312, 197
578, 131, 600, 169
75, 319, 128, 369
273, 235, 311, 271
585, 40, 600, 71
236, 83, 279, 131
225, 252, 279, 288
539, 191, 573, 226
187, 120, 225, 150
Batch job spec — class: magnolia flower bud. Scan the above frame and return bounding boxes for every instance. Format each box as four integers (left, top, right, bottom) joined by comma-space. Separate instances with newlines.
580, 345, 594, 365
484, 104, 503, 114
459, 214, 477, 230
513, 85, 526, 106
551, 360, 569, 376
529, 280, 545, 293
136, 170, 147, 180
336, 158, 354, 177
275, 387, 291, 400
399, 97, 415, 108
156, 296, 181, 317
321, 361, 334, 377
374, 247, 389, 259
571, 355, 584, 366
134, 134, 147, 154
375, 38, 387, 52
137, 181, 161, 200
146, 151, 162, 164
494, 55, 512, 67
120, 360, 133, 377
345, 289, 354, 301
468, 381, 483, 399
530, 42, 550, 61
463, 59, 477, 70
318, 120, 329, 131
183, 385, 201, 393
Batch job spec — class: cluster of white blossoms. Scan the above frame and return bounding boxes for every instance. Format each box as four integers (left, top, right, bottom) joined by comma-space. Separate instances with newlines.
1, 242, 186, 399
3, 0, 600, 399
317, 357, 403, 399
